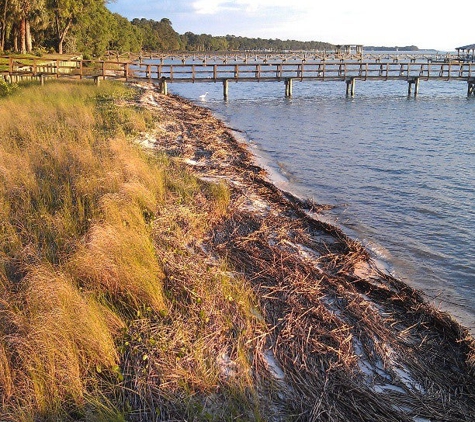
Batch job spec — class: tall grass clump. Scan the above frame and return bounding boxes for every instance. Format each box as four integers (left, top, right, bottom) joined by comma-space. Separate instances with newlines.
0, 81, 264, 420
0, 81, 165, 419
20, 266, 120, 417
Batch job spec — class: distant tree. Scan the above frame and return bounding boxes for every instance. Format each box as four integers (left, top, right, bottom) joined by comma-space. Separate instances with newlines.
131, 18, 180, 51
0, 3, 334, 56
0, 0, 44, 52
3, 0, 25, 52
109, 13, 142, 53
70, 2, 113, 56
0, 0, 11, 51
47, 0, 106, 54
20, 0, 46, 52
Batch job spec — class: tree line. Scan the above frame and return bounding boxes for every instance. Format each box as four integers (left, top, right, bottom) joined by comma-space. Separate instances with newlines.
0, 1, 334, 56
179, 32, 334, 52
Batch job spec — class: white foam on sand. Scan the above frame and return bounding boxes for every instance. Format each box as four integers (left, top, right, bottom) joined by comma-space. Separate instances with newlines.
135, 133, 156, 149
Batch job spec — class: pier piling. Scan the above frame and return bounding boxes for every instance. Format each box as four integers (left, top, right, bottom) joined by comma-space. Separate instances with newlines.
223, 79, 229, 99
407, 77, 420, 97
285, 78, 293, 97
346, 77, 356, 97
467, 79, 475, 96
159, 78, 168, 95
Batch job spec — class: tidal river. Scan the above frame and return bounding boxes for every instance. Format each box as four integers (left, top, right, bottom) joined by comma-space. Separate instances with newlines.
169, 78, 475, 333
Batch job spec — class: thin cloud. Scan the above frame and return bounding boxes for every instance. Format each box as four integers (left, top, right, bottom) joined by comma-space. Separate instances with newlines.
192, 0, 302, 15
192, 1, 241, 15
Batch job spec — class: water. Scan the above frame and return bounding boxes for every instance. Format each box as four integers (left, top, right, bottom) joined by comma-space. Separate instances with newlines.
168, 79, 475, 333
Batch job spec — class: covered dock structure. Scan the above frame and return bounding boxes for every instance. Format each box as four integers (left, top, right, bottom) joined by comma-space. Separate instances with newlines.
456, 44, 475, 62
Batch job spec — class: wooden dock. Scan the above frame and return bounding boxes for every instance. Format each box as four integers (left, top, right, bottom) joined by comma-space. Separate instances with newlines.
110, 50, 456, 65
2, 55, 475, 97
132, 58, 475, 97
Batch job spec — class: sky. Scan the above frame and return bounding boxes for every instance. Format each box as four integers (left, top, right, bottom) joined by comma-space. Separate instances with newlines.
107, 0, 473, 52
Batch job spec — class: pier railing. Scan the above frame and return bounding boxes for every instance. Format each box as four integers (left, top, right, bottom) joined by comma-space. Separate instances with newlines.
106, 50, 459, 64
2, 55, 475, 97
0, 57, 129, 82
133, 61, 475, 82
131, 60, 475, 97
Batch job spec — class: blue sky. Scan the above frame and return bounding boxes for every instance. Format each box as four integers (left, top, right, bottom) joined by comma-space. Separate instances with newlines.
107, 0, 473, 52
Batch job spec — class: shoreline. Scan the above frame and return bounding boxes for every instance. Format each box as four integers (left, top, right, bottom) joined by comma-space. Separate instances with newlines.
189, 90, 475, 336
136, 84, 475, 420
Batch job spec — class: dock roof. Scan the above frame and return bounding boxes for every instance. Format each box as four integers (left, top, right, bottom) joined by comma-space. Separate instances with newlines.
456, 44, 475, 50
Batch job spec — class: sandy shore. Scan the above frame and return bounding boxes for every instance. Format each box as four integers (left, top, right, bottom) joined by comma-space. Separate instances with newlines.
136, 84, 475, 421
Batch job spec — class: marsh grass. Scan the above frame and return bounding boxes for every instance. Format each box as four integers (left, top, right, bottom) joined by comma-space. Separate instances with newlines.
0, 81, 263, 420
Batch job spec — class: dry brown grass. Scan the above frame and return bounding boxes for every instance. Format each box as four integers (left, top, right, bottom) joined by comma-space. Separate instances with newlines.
115, 171, 269, 420
69, 193, 167, 315
0, 81, 150, 420
20, 266, 120, 415
0, 81, 266, 421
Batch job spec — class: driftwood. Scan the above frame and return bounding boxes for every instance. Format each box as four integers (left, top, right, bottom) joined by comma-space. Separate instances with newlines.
132, 85, 475, 421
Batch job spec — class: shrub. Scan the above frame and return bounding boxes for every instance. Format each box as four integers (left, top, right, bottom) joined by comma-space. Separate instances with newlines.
0, 79, 18, 97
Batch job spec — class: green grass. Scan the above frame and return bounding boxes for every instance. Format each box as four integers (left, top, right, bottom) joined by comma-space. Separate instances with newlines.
0, 80, 265, 420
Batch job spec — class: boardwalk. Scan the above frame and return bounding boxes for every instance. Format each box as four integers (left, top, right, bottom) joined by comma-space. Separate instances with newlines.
108, 50, 455, 64
132, 56, 475, 97
2, 54, 475, 97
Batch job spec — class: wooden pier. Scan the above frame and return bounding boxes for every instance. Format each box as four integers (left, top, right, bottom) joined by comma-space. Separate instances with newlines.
137, 59, 475, 97
112, 50, 456, 65
2, 55, 475, 98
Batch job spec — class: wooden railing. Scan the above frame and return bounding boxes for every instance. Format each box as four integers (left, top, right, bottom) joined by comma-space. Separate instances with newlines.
107, 50, 460, 65
131, 61, 475, 82
0, 57, 130, 81
2, 56, 475, 97
2, 56, 474, 83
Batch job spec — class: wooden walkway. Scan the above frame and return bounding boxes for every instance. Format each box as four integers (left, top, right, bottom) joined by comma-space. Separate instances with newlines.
2, 55, 475, 97
133, 59, 475, 97
107, 50, 458, 64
